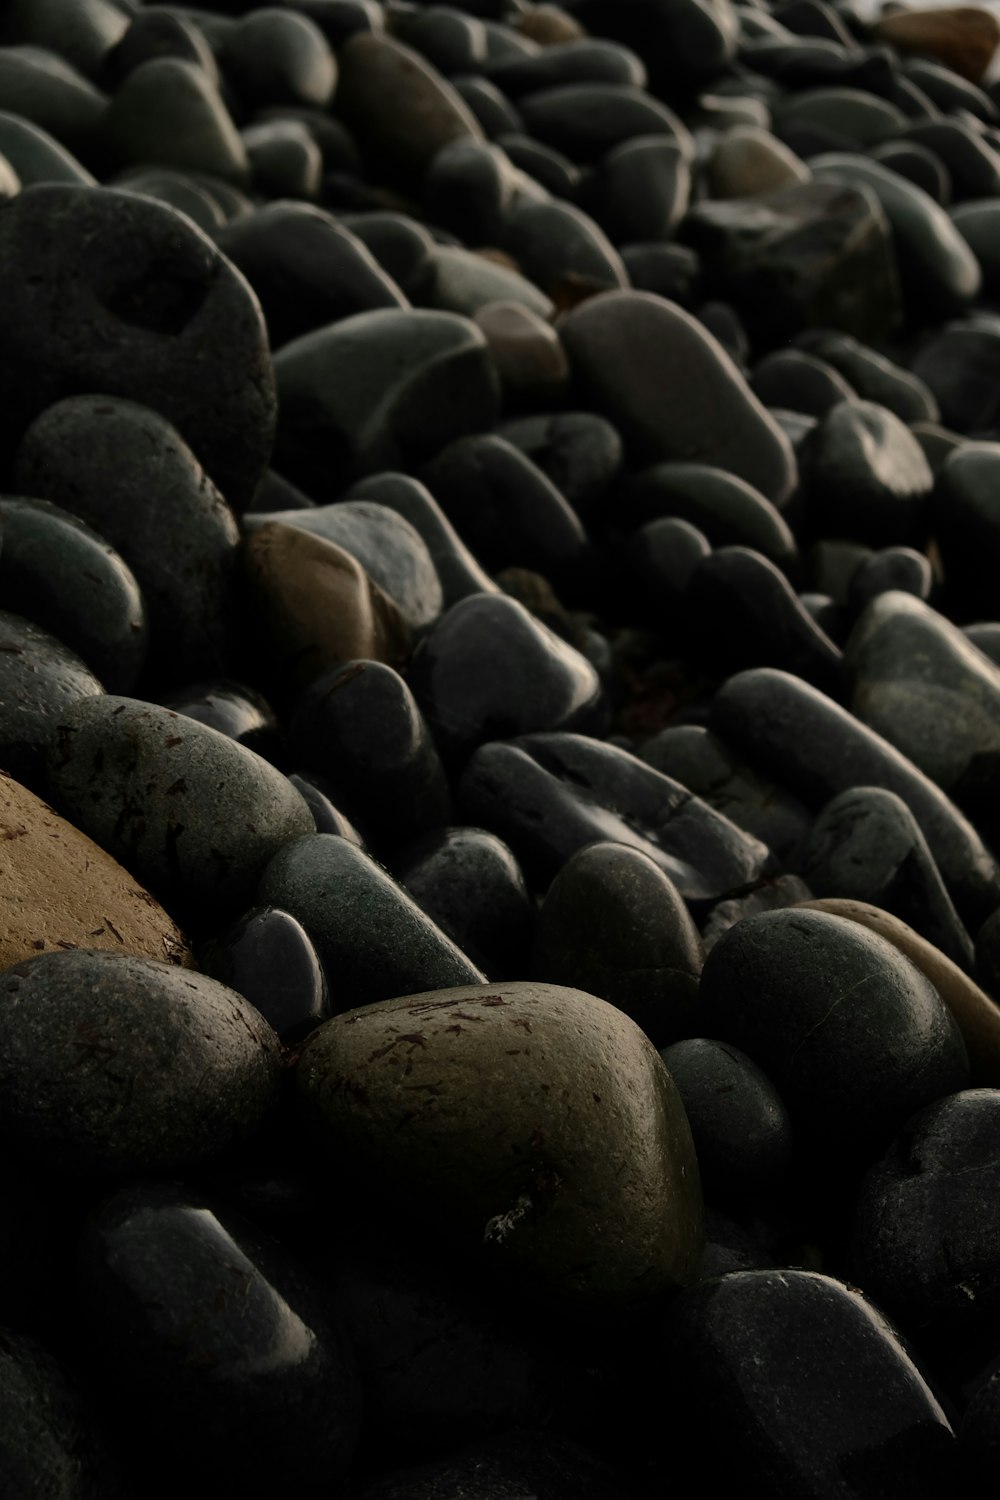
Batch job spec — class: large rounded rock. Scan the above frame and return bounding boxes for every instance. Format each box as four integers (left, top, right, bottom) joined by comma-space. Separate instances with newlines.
0, 184, 276, 511
0, 949, 280, 1175
0, 771, 190, 971
0, 611, 104, 789
559, 291, 796, 506
294, 980, 703, 1309
45, 695, 314, 919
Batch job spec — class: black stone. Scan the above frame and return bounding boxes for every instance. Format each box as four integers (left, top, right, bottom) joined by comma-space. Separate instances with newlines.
200, 904, 329, 1041
798, 399, 934, 547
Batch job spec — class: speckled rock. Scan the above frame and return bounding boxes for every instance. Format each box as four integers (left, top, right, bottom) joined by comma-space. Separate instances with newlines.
294, 979, 703, 1309
0, 949, 280, 1174
0, 611, 104, 789
0, 771, 190, 971
0, 1331, 108, 1499
45, 695, 315, 920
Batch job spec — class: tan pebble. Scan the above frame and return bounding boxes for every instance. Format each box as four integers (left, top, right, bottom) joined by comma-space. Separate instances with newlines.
872, 6, 1000, 83
518, 4, 586, 45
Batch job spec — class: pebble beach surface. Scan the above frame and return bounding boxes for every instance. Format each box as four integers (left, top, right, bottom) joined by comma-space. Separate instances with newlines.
4, 0, 1000, 1494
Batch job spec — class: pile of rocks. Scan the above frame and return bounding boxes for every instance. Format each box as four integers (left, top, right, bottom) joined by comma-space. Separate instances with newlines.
3, 0, 1000, 1493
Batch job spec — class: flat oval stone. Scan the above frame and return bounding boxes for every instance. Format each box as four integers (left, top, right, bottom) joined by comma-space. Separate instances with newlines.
0, 45, 105, 154
258, 833, 486, 1005
798, 897, 1000, 1086
46, 695, 315, 920
77, 1182, 361, 1495
559, 291, 796, 507
517, 82, 692, 163
903, 118, 1000, 199
219, 8, 337, 108
14, 395, 240, 685
874, 7, 1000, 85
407, 594, 605, 760
712, 667, 1000, 925
287, 659, 452, 849
272, 307, 501, 497
622, 462, 799, 568
0, 496, 147, 693
0, 109, 93, 185
532, 841, 703, 1047
242, 523, 411, 693
698, 907, 969, 1151
500, 197, 628, 303
396, 8, 488, 76
0, 949, 280, 1174
658, 1269, 959, 1497
0, 611, 103, 789
294, 979, 703, 1309
101, 57, 250, 183
201, 905, 329, 1043
0, 185, 276, 512
335, 32, 483, 171
459, 731, 770, 898
0, 770, 190, 970
803, 785, 975, 970
798, 399, 935, 546
846, 590, 1000, 824
393, 826, 534, 980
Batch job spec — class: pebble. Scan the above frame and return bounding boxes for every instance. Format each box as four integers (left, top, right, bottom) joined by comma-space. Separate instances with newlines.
101, 58, 250, 184
622, 460, 799, 568
799, 398, 935, 546
335, 32, 484, 171
0, 610, 104, 789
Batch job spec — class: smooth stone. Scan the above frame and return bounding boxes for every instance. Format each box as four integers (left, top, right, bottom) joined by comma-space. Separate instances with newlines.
500, 197, 629, 303
693, 297, 749, 368
0, 185, 275, 512
287, 658, 451, 849
698, 907, 969, 1151
803, 785, 975, 970
639, 723, 812, 870
423, 137, 546, 247
287, 0, 385, 46
658, 1269, 959, 1497
965, 621, 1000, 667
707, 124, 810, 198
660, 1039, 792, 1203
452, 75, 524, 138
272, 307, 500, 497
459, 731, 770, 899
350, 1431, 641, 1500
810, 151, 982, 317
909, 315, 1000, 434
113, 165, 227, 234
700, 873, 816, 948
580, 135, 691, 245
619, 240, 698, 302
486, 37, 646, 97
395, 7, 488, 76
0, 0, 130, 79
246, 500, 443, 631
683, 545, 845, 697
621, 462, 798, 570
46, 694, 314, 920
0, 612, 103, 789
426, 244, 554, 320
102, 58, 249, 183
0, 950, 280, 1174
242, 119, 322, 199
681, 179, 900, 348
200, 905, 328, 1042
903, 118, 1000, 200
561, 0, 737, 97
0, 770, 190, 970
912, 418, 964, 472
851, 1089, 1000, 1349
14, 395, 244, 684
160, 680, 282, 765
252, 105, 361, 175
424, 434, 593, 595
809, 537, 877, 603
219, 201, 406, 348
0, 1333, 109, 1496
932, 443, 1000, 620
0, 45, 105, 153
774, 84, 908, 147
496, 411, 624, 524
294, 979, 703, 1308
798, 399, 935, 547
848, 547, 934, 610
800, 897, 1000, 1087
873, 138, 952, 205
517, 82, 692, 164
335, 32, 484, 171
474, 300, 569, 399
711, 667, 1000, 925
77, 1183, 361, 1497
408, 594, 605, 760
531, 841, 703, 1047
0, 110, 93, 185
793, 328, 939, 423
950, 198, 1000, 294
258, 833, 486, 1003
902, 56, 993, 117
241, 523, 410, 693
750, 348, 856, 416
497, 130, 581, 197
873, 7, 1000, 85
345, 471, 499, 607
800, 590, 847, 643
846, 591, 1000, 830
623, 517, 713, 626
218, 8, 337, 108
559, 291, 796, 506
0, 496, 147, 693
287, 771, 365, 844
104, 10, 221, 88
393, 826, 534, 979
517, 4, 585, 45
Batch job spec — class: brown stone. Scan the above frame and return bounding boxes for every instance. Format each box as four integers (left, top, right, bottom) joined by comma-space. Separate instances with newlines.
517, 4, 586, 44
242, 522, 411, 692
335, 33, 484, 172
0, 771, 191, 971
872, 6, 1000, 84
797, 897, 1000, 1085
474, 300, 569, 397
